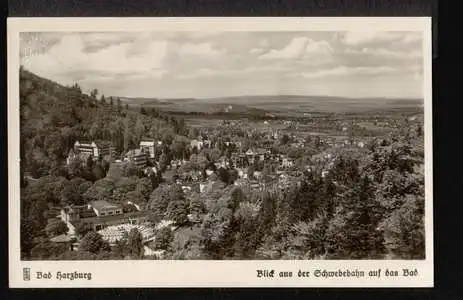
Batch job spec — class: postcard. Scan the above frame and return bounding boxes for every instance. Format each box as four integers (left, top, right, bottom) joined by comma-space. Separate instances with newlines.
8, 17, 433, 287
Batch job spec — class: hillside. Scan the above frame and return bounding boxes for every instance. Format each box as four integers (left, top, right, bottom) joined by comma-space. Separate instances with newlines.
19, 68, 185, 179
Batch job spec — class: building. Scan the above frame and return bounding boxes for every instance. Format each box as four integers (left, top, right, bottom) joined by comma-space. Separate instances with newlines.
66, 150, 93, 166
139, 138, 156, 158
190, 139, 204, 151
245, 148, 256, 156
60, 201, 147, 233
125, 149, 148, 168
91, 200, 123, 216
203, 139, 212, 148
74, 140, 115, 159
281, 157, 294, 168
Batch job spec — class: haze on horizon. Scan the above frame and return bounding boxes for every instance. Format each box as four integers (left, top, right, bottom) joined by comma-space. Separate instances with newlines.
20, 31, 424, 100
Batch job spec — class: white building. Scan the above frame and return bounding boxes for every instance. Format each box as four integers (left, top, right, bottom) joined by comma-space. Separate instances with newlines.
139, 139, 156, 158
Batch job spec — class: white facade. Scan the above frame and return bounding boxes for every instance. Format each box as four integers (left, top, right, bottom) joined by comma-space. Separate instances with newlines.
140, 140, 155, 158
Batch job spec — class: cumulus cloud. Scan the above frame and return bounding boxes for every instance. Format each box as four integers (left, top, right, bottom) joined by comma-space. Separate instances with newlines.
259, 37, 333, 60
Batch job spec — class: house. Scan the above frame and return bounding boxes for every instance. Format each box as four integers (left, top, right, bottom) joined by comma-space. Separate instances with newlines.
253, 171, 263, 180
357, 141, 365, 148
217, 156, 230, 169
182, 185, 192, 193
139, 138, 156, 158
281, 157, 294, 168
245, 148, 256, 156
255, 148, 268, 161
199, 181, 214, 194
190, 139, 204, 151
125, 149, 148, 168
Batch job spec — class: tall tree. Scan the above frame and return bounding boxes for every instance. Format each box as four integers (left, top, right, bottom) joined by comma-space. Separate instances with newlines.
79, 232, 106, 254
134, 117, 145, 146
123, 115, 132, 152
127, 228, 144, 259
117, 98, 122, 112
154, 226, 173, 250
166, 185, 189, 226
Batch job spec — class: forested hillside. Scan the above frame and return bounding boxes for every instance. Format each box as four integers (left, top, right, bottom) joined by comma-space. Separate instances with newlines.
20, 67, 185, 180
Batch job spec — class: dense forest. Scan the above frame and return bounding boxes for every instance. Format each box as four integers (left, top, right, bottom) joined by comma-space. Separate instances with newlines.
19, 68, 425, 260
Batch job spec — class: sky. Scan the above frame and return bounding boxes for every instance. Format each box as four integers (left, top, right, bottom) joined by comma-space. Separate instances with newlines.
20, 31, 424, 99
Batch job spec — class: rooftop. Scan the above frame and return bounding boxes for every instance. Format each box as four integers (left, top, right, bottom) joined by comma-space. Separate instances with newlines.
93, 140, 113, 148
71, 210, 147, 226
91, 200, 122, 212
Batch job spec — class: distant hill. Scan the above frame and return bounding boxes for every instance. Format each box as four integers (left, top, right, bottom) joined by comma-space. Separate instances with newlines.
119, 94, 423, 115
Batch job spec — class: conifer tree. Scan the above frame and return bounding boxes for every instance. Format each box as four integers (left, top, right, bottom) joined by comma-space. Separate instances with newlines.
123, 116, 132, 152
127, 228, 144, 259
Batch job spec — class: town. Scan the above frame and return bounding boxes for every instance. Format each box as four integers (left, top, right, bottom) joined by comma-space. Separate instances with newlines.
22, 90, 423, 260
19, 29, 425, 261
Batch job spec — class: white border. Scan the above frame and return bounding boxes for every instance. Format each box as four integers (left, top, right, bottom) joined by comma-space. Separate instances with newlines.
8, 17, 433, 288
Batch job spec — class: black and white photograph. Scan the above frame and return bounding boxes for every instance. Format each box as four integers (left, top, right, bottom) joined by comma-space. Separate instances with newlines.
9, 17, 433, 287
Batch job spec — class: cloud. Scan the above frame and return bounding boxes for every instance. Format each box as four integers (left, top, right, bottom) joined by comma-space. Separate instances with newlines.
19, 31, 423, 99
297, 66, 398, 79
177, 42, 225, 56
250, 48, 264, 54
177, 67, 259, 79
345, 47, 422, 59
80, 32, 140, 52
259, 37, 333, 60
342, 31, 422, 46
259, 37, 308, 60
21, 33, 168, 88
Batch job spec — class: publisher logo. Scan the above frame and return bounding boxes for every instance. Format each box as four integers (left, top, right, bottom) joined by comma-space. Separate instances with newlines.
23, 268, 31, 281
